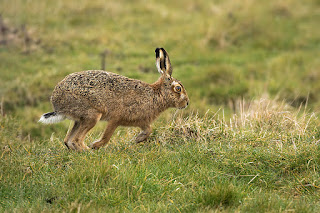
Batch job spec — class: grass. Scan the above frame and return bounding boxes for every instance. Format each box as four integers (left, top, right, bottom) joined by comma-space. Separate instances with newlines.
1, 98, 320, 212
1, 0, 320, 211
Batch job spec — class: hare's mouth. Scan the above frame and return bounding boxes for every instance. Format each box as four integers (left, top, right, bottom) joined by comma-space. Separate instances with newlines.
178, 102, 189, 109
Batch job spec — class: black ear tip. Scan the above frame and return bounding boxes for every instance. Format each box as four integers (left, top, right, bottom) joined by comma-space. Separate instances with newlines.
155, 48, 160, 57
155, 47, 167, 58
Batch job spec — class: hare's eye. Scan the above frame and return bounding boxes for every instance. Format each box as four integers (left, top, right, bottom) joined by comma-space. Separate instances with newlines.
175, 86, 181, 93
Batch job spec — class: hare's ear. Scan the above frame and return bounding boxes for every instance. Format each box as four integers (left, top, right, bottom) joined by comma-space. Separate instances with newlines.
155, 48, 172, 77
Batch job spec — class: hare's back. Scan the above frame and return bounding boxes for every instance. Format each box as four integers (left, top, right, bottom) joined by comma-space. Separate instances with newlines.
59, 70, 124, 89
51, 70, 149, 113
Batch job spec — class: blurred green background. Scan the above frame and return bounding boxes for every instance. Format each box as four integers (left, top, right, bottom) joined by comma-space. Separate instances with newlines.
1, 0, 320, 139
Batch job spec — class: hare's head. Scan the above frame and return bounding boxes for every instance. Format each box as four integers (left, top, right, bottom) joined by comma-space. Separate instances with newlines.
155, 48, 189, 109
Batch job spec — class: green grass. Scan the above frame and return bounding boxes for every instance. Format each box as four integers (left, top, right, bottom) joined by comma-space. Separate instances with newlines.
1, 99, 320, 212
1, 0, 320, 211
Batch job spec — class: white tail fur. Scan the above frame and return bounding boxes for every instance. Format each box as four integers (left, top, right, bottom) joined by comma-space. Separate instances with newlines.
38, 112, 65, 124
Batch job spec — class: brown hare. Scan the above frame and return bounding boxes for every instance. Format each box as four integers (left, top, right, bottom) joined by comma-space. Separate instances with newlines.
39, 48, 189, 151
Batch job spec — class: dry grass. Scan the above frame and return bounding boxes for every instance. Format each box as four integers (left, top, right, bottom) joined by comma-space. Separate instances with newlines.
161, 97, 318, 148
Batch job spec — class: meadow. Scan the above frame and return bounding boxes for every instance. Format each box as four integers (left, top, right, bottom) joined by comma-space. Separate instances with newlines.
1, 0, 320, 212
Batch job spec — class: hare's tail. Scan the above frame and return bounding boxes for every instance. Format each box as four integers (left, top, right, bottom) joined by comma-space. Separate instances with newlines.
38, 112, 66, 124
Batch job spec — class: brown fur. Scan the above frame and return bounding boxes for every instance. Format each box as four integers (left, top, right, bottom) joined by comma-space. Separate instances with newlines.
40, 48, 189, 151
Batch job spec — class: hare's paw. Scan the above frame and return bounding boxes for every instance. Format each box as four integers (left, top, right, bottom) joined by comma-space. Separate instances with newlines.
135, 127, 152, 143
65, 141, 89, 151
89, 141, 103, 150
135, 132, 149, 143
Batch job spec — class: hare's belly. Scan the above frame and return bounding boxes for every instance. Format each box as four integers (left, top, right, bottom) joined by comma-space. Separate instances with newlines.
100, 105, 154, 127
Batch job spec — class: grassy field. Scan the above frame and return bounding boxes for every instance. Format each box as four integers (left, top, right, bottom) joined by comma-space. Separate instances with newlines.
1, 0, 320, 212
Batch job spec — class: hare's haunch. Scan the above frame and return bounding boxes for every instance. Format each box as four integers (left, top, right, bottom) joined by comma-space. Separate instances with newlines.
39, 48, 189, 151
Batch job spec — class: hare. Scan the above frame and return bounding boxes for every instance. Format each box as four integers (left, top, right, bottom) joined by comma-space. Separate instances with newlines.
39, 48, 189, 151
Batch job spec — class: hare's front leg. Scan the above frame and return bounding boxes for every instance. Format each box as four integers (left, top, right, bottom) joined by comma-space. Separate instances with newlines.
89, 120, 118, 150
135, 125, 152, 143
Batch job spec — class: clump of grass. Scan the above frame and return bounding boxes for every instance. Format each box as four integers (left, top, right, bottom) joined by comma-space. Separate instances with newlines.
161, 97, 319, 148
198, 181, 245, 210
233, 97, 318, 136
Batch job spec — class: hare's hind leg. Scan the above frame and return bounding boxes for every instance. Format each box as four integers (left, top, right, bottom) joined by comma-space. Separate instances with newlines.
89, 120, 118, 150
66, 114, 102, 151
135, 125, 152, 143
64, 121, 80, 149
